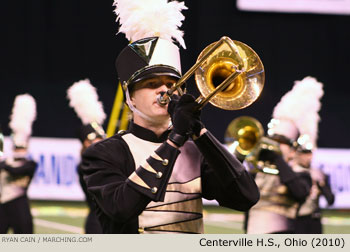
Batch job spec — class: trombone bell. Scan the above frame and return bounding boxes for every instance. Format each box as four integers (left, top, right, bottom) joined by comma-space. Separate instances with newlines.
157, 37, 264, 111
195, 39, 264, 110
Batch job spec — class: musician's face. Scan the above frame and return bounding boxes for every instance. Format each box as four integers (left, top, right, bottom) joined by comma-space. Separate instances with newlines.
131, 76, 177, 123
83, 137, 103, 148
14, 147, 28, 154
279, 143, 295, 162
295, 151, 313, 168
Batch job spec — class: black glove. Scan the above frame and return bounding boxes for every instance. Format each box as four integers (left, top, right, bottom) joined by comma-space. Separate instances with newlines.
167, 94, 181, 116
258, 148, 280, 163
167, 94, 203, 146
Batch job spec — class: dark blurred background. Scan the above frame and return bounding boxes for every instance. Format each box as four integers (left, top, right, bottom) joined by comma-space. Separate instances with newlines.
1, 0, 349, 148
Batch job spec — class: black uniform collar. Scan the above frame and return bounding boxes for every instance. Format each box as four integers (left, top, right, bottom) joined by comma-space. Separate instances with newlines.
129, 121, 171, 143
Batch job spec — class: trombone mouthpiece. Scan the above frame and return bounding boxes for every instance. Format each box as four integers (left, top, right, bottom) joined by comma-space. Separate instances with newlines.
157, 92, 170, 106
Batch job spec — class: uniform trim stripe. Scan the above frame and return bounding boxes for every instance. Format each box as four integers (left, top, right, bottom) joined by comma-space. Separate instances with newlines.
151, 152, 163, 161
129, 171, 150, 189
146, 198, 203, 213
141, 161, 157, 174
167, 177, 201, 194
144, 216, 203, 234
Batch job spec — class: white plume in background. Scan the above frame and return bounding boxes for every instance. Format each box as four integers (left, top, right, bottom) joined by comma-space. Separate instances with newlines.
272, 76, 323, 144
294, 76, 324, 146
113, 0, 187, 49
9, 94, 37, 147
67, 79, 106, 125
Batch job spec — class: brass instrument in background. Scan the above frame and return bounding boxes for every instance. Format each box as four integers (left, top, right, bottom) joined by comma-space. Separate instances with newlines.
225, 116, 281, 175
157, 36, 265, 111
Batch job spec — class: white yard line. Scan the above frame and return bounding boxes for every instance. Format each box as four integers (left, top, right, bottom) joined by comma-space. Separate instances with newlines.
34, 218, 83, 234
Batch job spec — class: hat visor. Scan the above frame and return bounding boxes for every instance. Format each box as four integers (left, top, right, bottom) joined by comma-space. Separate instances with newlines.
128, 65, 181, 90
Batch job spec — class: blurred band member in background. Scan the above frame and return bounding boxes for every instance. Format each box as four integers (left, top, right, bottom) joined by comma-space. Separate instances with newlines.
67, 79, 106, 234
80, 0, 259, 234
246, 77, 323, 234
294, 149, 334, 233
0, 94, 37, 234
293, 80, 335, 233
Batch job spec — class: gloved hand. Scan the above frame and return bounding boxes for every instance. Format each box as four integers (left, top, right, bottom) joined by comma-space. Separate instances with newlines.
258, 148, 281, 163
167, 94, 203, 146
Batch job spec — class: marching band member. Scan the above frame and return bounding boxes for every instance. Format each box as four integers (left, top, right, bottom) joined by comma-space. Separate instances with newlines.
80, 0, 259, 234
293, 78, 335, 233
67, 79, 106, 234
294, 147, 334, 233
246, 77, 317, 234
0, 94, 37, 234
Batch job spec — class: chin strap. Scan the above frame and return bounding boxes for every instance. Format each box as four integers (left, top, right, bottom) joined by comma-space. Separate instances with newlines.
125, 88, 154, 122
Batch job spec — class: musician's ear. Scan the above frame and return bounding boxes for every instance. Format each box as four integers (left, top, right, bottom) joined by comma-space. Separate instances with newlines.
130, 95, 137, 107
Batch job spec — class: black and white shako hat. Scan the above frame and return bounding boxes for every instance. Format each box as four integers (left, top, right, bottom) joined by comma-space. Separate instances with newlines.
113, 0, 187, 93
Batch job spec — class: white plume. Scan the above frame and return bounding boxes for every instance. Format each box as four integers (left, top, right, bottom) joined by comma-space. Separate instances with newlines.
9, 94, 37, 147
113, 0, 187, 49
294, 77, 324, 146
67, 79, 106, 125
272, 76, 323, 144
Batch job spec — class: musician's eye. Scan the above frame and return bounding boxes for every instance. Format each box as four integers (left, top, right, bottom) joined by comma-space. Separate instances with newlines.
165, 82, 175, 88
143, 81, 174, 89
145, 81, 161, 89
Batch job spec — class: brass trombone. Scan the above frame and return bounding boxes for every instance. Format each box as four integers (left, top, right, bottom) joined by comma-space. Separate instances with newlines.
157, 36, 265, 111
225, 116, 281, 175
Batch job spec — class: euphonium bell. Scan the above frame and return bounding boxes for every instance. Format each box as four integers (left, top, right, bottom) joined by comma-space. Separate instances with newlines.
225, 116, 281, 175
157, 36, 264, 111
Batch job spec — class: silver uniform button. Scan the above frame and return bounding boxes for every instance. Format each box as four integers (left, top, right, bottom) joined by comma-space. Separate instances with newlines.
151, 187, 158, 194
156, 172, 163, 178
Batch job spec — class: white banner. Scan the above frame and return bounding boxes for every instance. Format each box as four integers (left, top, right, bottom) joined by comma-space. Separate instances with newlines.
312, 148, 350, 209
237, 0, 350, 15
3, 136, 84, 201
3, 137, 350, 208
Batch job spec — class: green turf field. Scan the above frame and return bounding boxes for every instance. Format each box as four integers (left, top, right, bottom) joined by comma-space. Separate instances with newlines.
22, 201, 350, 234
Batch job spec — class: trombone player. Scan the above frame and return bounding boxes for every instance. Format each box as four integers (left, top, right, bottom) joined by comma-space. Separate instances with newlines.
244, 77, 323, 234
80, 0, 260, 234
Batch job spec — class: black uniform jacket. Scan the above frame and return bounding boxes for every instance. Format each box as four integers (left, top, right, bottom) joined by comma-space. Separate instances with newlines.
81, 122, 260, 233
